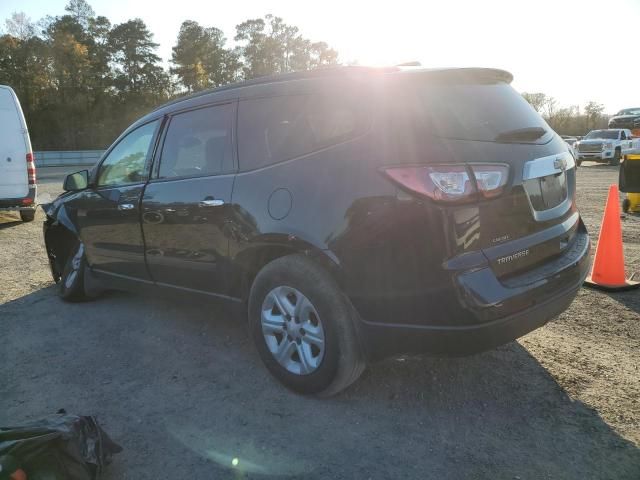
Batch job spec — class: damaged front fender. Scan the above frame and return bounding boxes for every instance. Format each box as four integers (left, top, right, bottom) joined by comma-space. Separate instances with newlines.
42, 195, 81, 282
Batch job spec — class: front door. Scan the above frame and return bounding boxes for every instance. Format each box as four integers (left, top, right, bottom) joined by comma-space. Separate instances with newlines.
77, 119, 160, 280
140, 102, 236, 296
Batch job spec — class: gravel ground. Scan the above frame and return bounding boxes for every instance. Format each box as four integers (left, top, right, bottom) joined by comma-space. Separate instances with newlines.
1, 163, 639, 479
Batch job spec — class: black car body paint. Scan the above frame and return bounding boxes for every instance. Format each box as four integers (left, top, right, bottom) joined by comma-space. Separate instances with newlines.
43, 67, 590, 360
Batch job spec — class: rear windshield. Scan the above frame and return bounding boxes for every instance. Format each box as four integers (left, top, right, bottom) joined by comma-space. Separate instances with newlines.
389, 79, 551, 143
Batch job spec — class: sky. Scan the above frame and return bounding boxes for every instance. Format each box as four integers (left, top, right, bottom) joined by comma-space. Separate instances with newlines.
1, 0, 639, 114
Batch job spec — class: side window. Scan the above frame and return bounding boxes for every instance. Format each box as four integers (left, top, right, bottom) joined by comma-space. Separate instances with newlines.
238, 93, 365, 171
158, 103, 234, 179
621, 131, 627, 140
98, 120, 159, 187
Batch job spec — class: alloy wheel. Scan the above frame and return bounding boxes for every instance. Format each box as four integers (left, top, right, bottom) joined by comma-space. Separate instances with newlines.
65, 243, 84, 289
260, 286, 325, 375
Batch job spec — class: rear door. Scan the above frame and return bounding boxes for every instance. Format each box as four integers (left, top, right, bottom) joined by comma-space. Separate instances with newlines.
0, 87, 28, 199
385, 73, 579, 276
620, 130, 634, 154
141, 102, 236, 296
76, 119, 161, 280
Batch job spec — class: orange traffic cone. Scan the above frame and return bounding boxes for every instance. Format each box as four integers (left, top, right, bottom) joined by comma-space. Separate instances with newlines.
584, 184, 639, 291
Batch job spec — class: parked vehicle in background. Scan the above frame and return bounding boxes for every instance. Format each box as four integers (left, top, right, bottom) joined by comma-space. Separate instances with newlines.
562, 136, 579, 159
608, 107, 640, 131
42, 66, 590, 395
0, 85, 36, 221
575, 128, 639, 166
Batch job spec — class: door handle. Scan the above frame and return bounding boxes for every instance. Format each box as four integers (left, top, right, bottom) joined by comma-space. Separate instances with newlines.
118, 203, 135, 210
199, 199, 224, 207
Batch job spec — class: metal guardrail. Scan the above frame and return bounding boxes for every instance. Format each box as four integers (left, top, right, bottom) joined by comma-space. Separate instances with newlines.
34, 150, 104, 167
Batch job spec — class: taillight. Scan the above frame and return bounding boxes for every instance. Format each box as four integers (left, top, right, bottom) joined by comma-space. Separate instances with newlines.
471, 164, 509, 199
383, 163, 509, 203
26, 152, 36, 185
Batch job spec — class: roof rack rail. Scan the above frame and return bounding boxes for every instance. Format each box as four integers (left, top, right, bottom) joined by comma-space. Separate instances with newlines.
152, 66, 399, 113
395, 61, 422, 67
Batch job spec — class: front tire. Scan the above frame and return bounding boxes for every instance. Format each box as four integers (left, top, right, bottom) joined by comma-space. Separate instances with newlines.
20, 209, 36, 222
610, 149, 621, 166
248, 255, 365, 396
59, 242, 88, 302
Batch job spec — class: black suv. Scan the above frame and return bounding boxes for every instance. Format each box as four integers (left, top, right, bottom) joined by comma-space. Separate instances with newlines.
43, 67, 590, 395
608, 107, 640, 130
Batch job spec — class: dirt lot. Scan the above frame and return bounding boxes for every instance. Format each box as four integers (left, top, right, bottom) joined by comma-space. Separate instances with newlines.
1, 163, 639, 479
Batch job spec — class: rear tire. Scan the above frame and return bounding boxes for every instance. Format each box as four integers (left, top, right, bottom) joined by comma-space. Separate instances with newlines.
20, 209, 35, 222
59, 241, 88, 302
248, 255, 365, 396
623, 198, 631, 213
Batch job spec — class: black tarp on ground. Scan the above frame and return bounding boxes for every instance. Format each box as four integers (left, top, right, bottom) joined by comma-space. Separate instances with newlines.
0, 412, 121, 480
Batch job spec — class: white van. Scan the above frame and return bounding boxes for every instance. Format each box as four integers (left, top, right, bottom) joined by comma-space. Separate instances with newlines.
0, 85, 36, 221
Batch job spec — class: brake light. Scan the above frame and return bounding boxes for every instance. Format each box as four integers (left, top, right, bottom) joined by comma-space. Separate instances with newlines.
26, 152, 36, 185
383, 164, 509, 203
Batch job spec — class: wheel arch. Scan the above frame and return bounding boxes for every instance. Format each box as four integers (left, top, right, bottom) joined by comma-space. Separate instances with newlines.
231, 234, 343, 302
43, 204, 81, 281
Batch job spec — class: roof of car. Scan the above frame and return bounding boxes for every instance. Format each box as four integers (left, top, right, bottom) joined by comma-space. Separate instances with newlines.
152, 66, 514, 114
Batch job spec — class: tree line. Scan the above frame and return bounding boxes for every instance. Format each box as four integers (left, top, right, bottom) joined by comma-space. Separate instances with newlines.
1, 1, 612, 151
522, 92, 609, 136
0, 0, 338, 150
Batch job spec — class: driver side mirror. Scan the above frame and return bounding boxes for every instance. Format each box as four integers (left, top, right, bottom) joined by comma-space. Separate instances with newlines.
63, 170, 89, 192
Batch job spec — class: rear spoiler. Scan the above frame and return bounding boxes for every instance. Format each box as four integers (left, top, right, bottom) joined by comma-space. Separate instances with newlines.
395, 67, 514, 84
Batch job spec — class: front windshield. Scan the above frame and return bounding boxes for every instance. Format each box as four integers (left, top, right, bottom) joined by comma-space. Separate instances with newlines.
585, 130, 618, 140
617, 108, 640, 115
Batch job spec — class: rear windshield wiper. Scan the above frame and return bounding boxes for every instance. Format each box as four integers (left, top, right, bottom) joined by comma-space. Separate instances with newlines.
495, 127, 547, 143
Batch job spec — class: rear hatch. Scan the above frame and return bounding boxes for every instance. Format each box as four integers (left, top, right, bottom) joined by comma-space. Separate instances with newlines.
379, 69, 578, 278
0, 87, 29, 199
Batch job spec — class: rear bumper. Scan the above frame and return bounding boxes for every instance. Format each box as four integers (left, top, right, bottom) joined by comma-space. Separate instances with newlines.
0, 186, 37, 210
355, 220, 590, 361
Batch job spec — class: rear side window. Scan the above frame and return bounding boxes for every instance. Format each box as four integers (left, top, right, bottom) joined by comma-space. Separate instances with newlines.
238, 93, 365, 171
389, 80, 551, 143
158, 103, 234, 179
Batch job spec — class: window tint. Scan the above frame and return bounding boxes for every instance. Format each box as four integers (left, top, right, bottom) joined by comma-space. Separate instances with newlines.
238, 93, 364, 171
389, 80, 551, 143
621, 131, 627, 140
158, 103, 234, 179
98, 120, 159, 187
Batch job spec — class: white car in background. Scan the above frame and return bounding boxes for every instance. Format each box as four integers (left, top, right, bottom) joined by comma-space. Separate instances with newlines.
562, 136, 579, 160
575, 128, 640, 166
0, 85, 37, 221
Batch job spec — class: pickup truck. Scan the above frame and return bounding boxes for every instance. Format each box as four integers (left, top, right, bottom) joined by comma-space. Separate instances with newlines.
575, 128, 640, 166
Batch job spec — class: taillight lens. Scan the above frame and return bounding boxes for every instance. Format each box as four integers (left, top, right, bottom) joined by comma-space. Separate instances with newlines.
383, 163, 509, 203
26, 152, 36, 185
471, 164, 509, 199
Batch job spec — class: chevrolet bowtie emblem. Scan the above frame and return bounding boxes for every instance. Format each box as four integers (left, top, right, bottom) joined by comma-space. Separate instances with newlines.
554, 157, 567, 171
